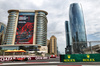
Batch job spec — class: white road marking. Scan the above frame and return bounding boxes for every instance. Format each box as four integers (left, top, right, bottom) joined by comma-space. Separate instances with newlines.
0, 62, 61, 65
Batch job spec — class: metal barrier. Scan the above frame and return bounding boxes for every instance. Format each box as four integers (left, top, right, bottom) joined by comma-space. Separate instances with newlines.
66, 41, 100, 54
84, 41, 100, 54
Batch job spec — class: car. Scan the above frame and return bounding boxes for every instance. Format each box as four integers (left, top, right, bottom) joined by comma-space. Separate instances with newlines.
12, 57, 28, 61
50, 55, 57, 58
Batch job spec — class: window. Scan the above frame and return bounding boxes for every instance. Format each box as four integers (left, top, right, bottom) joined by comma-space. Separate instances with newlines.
10, 12, 16, 13
9, 13, 17, 16
7, 41, 12, 42
8, 29, 14, 30
7, 36, 12, 38
7, 34, 13, 36
38, 12, 45, 15
7, 39, 12, 40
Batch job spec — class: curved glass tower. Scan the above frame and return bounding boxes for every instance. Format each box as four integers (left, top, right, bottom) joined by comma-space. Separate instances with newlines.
69, 3, 87, 53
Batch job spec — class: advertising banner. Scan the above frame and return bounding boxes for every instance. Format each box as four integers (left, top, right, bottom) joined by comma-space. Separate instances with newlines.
15, 12, 35, 44
0, 56, 49, 62
60, 54, 100, 62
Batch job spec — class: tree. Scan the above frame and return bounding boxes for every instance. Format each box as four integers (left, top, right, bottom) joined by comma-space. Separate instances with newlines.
0, 50, 6, 55
34, 51, 42, 56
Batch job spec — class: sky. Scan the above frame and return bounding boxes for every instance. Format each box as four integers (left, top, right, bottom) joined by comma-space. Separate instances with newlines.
0, 0, 100, 54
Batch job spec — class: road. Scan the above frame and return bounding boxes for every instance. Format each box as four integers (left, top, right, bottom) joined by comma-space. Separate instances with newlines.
1, 58, 60, 63
0, 58, 100, 66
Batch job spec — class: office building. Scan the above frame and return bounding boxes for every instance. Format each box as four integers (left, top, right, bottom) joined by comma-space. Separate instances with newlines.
47, 35, 57, 55
0, 22, 6, 45
0, 10, 48, 53
69, 3, 87, 53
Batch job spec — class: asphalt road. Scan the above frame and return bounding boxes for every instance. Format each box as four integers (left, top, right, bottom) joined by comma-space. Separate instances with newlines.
1, 62, 100, 66
1, 58, 60, 63
0, 58, 100, 66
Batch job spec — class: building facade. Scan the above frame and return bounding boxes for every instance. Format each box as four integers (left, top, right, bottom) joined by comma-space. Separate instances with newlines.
0, 10, 48, 53
69, 3, 87, 53
47, 39, 50, 53
0, 22, 6, 45
47, 36, 57, 55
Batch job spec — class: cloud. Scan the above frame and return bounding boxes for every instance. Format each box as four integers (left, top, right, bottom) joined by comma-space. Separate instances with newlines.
0, 0, 100, 54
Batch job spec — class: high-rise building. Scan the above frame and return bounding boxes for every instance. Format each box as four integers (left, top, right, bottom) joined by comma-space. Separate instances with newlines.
0, 22, 6, 45
47, 35, 57, 55
0, 10, 48, 53
69, 3, 87, 53
65, 21, 72, 54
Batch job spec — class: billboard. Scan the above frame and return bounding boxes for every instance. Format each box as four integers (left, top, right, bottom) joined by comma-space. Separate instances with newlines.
60, 54, 100, 62
15, 12, 35, 44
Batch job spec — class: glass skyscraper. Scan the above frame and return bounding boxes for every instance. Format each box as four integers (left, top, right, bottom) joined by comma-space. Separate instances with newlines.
65, 21, 72, 54
69, 3, 87, 53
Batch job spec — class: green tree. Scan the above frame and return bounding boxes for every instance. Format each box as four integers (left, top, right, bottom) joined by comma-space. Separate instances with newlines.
0, 50, 6, 55
34, 51, 42, 56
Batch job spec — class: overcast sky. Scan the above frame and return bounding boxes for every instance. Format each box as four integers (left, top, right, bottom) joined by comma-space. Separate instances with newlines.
0, 0, 100, 54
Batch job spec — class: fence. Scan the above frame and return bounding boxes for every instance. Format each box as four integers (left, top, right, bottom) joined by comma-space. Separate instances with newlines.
84, 41, 100, 54
66, 41, 100, 54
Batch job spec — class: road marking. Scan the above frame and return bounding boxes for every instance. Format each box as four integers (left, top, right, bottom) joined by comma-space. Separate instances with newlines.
26, 62, 48, 64
58, 65, 100, 66
0, 62, 99, 66
58, 65, 83, 66
82, 65, 100, 66
0, 62, 26, 65
49, 62, 61, 63
0, 62, 61, 65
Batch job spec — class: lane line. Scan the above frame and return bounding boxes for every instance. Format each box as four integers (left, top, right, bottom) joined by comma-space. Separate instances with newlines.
58, 65, 82, 66
0, 62, 61, 65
